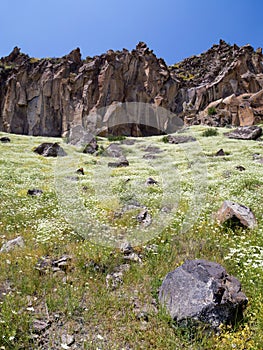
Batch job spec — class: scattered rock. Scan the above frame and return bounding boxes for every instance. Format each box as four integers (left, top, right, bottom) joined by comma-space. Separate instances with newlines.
32, 319, 51, 334
226, 126, 262, 140
235, 165, 246, 171
166, 135, 197, 144
136, 311, 149, 322
61, 334, 75, 347
215, 149, 225, 156
65, 176, 79, 182
0, 236, 25, 253
159, 259, 248, 329
35, 255, 72, 275
144, 145, 163, 154
222, 170, 231, 178
0, 137, 11, 143
0, 280, 13, 300
145, 177, 158, 185
82, 137, 98, 154
106, 264, 130, 290
119, 241, 133, 255
27, 188, 43, 196
136, 209, 152, 227
34, 142, 67, 157
215, 200, 257, 229
76, 168, 84, 175
121, 139, 136, 145
108, 156, 129, 167
142, 153, 157, 160
123, 252, 142, 264
104, 143, 124, 158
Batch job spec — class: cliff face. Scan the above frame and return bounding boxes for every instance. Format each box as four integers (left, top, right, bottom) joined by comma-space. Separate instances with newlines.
0, 40, 263, 137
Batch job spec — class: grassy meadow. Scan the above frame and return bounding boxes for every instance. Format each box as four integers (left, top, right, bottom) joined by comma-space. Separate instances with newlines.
0, 125, 262, 349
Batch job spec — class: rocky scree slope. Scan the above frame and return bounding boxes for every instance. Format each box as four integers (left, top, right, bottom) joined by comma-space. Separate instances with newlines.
0, 40, 263, 137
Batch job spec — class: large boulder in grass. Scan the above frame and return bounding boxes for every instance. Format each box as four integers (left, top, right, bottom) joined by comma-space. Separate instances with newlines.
104, 143, 124, 158
215, 200, 257, 229
226, 126, 262, 140
159, 260, 248, 329
34, 142, 66, 157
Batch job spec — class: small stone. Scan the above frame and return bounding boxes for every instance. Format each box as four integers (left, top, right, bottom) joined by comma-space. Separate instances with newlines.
123, 252, 142, 264
119, 241, 133, 254
32, 319, 51, 334
235, 165, 246, 171
215, 148, 225, 156
108, 156, 129, 168
0, 137, 11, 143
76, 167, 84, 175
145, 177, 158, 185
61, 334, 75, 347
136, 311, 149, 322
167, 135, 197, 144
27, 189, 43, 196
137, 209, 152, 227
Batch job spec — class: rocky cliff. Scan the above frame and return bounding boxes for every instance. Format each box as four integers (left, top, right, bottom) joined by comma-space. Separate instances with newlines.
1, 40, 263, 137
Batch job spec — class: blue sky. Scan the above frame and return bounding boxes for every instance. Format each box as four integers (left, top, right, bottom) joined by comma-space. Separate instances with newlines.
1, 0, 263, 65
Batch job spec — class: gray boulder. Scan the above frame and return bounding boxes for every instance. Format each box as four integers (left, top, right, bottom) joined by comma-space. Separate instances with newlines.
167, 135, 197, 144
108, 156, 129, 168
215, 200, 257, 229
159, 259, 247, 329
0, 236, 25, 253
226, 126, 262, 140
104, 143, 124, 158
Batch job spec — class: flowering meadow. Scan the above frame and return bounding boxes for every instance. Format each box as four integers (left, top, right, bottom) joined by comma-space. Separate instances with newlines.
0, 125, 262, 349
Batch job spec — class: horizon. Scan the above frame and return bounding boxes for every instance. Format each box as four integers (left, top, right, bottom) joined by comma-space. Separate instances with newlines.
1, 0, 263, 65
1, 38, 261, 65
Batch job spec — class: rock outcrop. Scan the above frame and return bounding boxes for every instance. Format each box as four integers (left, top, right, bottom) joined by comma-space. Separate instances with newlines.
1, 40, 263, 137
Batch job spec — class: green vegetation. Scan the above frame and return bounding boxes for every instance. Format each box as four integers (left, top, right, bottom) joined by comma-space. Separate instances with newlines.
161, 135, 169, 143
202, 127, 219, 137
208, 106, 217, 115
0, 126, 262, 349
107, 135, 126, 142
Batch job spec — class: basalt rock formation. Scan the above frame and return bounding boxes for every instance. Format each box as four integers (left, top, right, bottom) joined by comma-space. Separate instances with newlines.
1, 40, 263, 137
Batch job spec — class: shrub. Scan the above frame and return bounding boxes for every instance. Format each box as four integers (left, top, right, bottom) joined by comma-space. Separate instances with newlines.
207, 106, 217, 115
162, 135, 169, 143
202, 128, 219, 137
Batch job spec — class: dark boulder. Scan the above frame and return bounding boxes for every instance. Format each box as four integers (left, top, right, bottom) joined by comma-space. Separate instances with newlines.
145, 177, 158, 185
159, 259, 248, 329
215, 149, 225, 156
76, 167, 85, 175
27, 189, 43, 196
0, 137, 11, 143
34, 142, 66, 157
226, 126, 262, 140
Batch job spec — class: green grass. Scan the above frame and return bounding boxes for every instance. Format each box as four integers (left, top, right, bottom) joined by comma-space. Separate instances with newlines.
0, 126, 262, 349
202, 127, 219, 137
